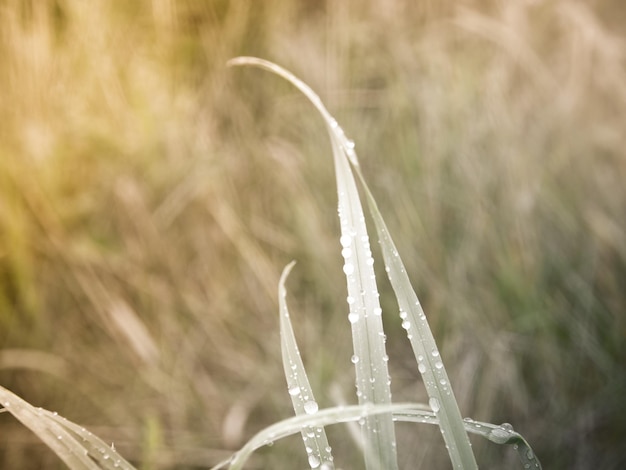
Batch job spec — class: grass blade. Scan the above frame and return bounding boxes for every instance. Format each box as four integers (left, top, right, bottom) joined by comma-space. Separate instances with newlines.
0, 385, 136, 470
352, 164, 478, 469
211, 402, 541, 470
331, 132, 398, 469
228, 57, 398, 470
278, 261, 335, 469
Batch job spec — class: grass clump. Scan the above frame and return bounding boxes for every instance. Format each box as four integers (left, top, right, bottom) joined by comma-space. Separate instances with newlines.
220, 57, 539, 469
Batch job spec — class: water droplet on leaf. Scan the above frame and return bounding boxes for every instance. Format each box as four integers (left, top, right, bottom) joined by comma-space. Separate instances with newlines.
429, 397, 440, 412
304, 401, 318, 414
308, 455, 321, 468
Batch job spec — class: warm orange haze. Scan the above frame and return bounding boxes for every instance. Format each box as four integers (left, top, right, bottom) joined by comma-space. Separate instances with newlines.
1, 1, 625, 469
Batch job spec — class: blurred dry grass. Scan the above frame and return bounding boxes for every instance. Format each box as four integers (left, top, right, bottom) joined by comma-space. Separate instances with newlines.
1, 0, 625, 468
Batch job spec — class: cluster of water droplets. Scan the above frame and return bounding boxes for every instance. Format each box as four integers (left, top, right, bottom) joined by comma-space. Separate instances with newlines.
340, 230, 380, 327
329, 119, 357, 166
304, 442, 334, 469
285, 365, 319, 416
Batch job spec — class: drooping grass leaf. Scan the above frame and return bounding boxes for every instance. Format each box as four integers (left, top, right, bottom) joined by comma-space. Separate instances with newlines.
210, 402, 541, 470
0, 385, 136, 470
228, 57, 398, 470
278, 261, 335, 469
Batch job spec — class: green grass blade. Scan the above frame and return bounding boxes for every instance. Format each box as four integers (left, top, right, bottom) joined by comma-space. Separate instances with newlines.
352, 168, 478, 469
0, 385, 136, 470
215, 403, 419, 470
330, 115, 397, 470
211, 402, 541, 470
228, 57, 398, 470
279, 262, 335, 469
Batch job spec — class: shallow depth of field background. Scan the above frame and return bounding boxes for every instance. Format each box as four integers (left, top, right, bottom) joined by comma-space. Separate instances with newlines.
1, 0, 625, 469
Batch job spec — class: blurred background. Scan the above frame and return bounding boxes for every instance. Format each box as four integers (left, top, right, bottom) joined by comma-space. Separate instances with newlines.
1, 0, 625, 468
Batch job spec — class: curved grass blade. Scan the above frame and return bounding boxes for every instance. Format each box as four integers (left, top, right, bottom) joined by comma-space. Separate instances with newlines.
279, 261, 335, 469
213, 403, 421, 470
228, 57, 398, 470
210, 402, 541, 470
0, 385, 136, 470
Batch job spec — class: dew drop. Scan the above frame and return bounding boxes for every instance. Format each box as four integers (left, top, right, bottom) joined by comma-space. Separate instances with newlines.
435, 361, 443, 369
347, 296, 355, 304
401, 320, 411, 330
304, 401, 318, 414
288, 386, 301, 396
429, 397, 440, 413
341, 248, 352, 259
308, 455, 321, 468
418, 363, 426, 374
489, 427, 510, 444
348, 312, 359, 323
351, 355, 360, 364
373, 307, 382, 316
501, 422, 514, 432
431, 349, 440, 357
340, 235, 352, 247
399, 311, 408, 319
343, 263, 354, 275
